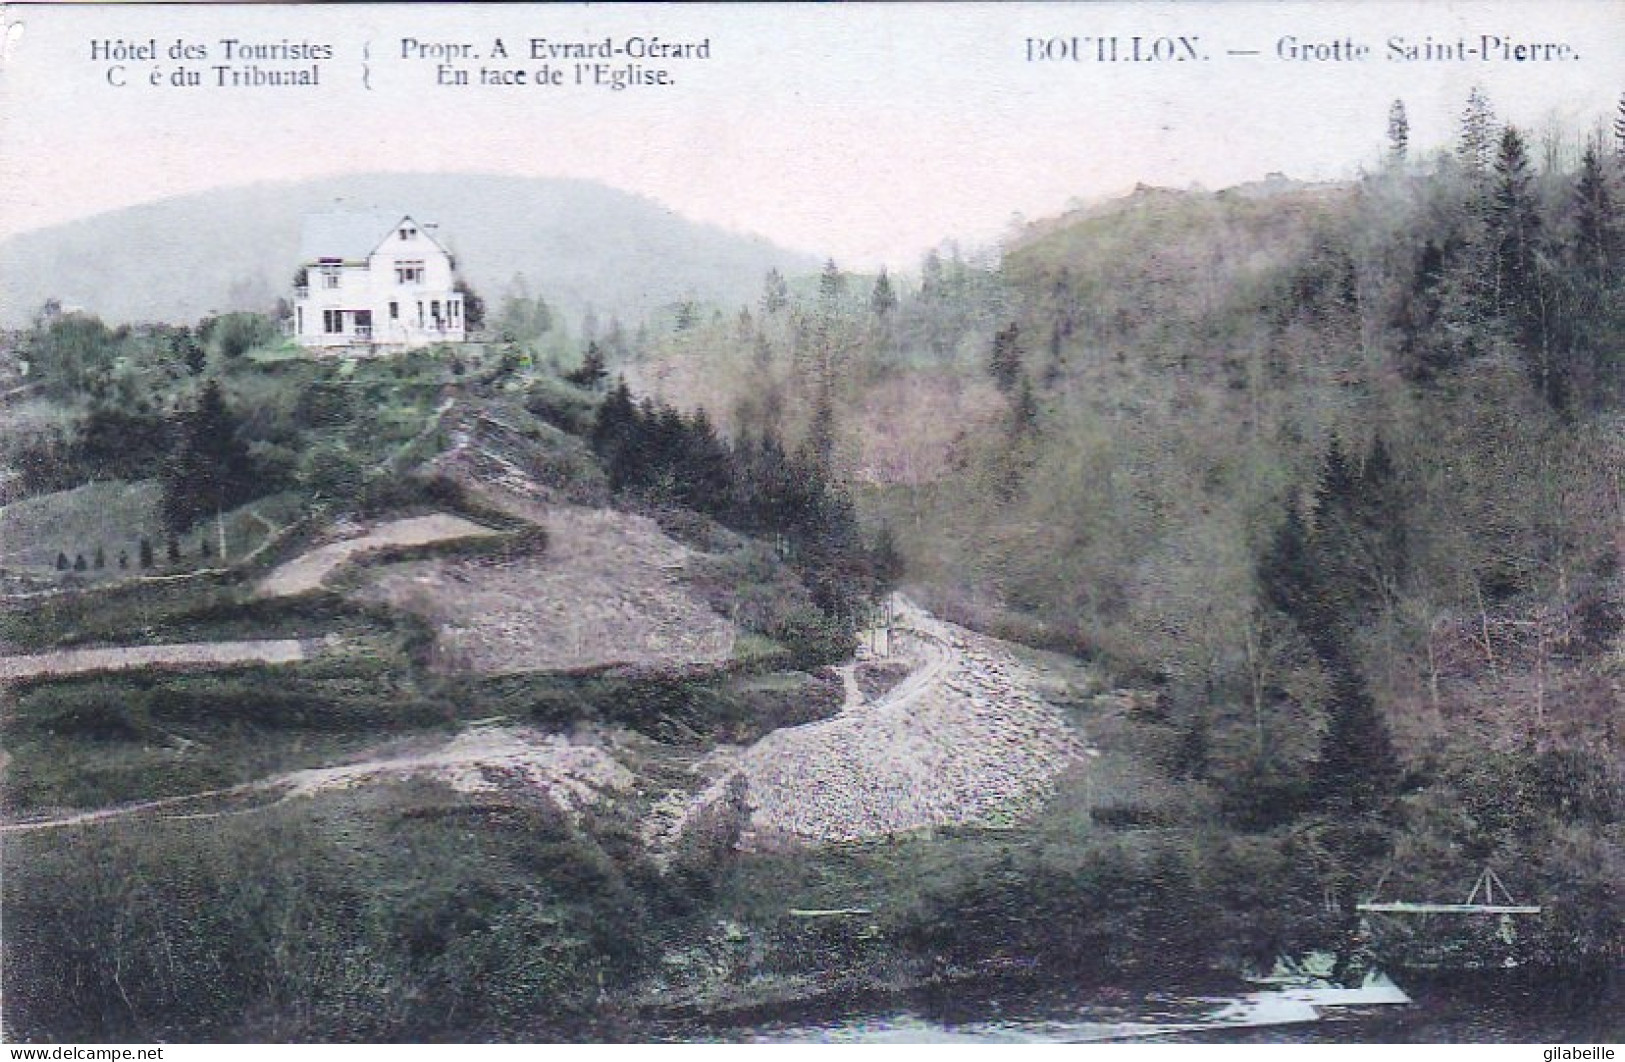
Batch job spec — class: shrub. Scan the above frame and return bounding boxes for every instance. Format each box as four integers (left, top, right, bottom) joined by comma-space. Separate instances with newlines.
771, 606, 855, 670
211, 312, 279, 360
523, 376, 598, 437
298, 442, 365, 506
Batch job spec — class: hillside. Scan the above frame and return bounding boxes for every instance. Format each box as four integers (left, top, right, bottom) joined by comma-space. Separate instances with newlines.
0, 348, 1145, 1041
624, 144, 1625, 981
0, 173, 819, 327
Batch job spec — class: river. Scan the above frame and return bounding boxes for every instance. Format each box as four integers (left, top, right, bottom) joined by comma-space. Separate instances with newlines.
682, 967, 1624, 1044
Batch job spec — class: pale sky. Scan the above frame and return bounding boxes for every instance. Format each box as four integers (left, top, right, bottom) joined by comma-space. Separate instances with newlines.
2, 1, 1622, 269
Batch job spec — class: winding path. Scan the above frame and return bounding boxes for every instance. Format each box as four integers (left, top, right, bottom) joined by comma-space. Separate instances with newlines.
254, 512, 501, 598
0, 638, 306, 683
0, 724, 629, 834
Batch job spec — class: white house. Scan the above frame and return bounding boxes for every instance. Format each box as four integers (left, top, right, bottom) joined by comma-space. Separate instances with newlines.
291, 210, 466, 351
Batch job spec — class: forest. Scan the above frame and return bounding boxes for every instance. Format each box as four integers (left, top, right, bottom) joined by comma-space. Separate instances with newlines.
622, 89, 1625, 964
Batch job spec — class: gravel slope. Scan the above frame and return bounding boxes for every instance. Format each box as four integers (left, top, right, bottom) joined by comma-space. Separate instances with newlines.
680, 596, 1089, 849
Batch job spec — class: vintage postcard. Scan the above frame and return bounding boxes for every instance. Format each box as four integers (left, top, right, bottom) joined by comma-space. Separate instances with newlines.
0, 0, 1622, 1049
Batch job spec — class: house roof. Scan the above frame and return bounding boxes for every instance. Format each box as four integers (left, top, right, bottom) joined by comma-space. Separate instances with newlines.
300, 210, 448, 262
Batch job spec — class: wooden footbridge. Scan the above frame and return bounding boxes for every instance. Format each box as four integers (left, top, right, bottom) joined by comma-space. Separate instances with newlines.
1357, 866, 1543, 917
1355, 866, 1542, 969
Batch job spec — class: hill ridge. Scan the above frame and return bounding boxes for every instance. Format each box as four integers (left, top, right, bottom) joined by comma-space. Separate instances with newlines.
0, 172, 820, 327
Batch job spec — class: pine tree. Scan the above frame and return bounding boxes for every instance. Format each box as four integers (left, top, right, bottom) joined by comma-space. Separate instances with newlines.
1387, 99, 1409, 163
1259, 480, 1399, 815
1259, 503, 1315, 637
803, 385, 838, 475
73, 553, 86, 572
1458, 86, 1498, 179
868, 524, 905, 593
738, 429, 795, 538
680, 407, 733, 514
760, 268, 789, 315
870, 269, 897, 317
1490, 126, 1540, 299
566, 342, 608, 390
597, 386, 648, 495
1574, 140, 1620, 285
55, 552, 69, 571
167, 535, 181, 563
1362, 438, 1407, 567
991, 374, 1041, 501
93, 546, 105, 569
1316, 661, 1400, 813
172, 327, 206, 376
1615, 91, 1625, 165
648, 402, 686, 498
160, 379, 254, 532
1489, 126, 1561, 402
1313, 438, 1359, 525
818, 259, 846, 304
1309, 437, 1412, 631
138, 537, 154, 569
988, 322, 1024, 393
1010, 375, 1039, 439
591, 377, 636, 457
454, 278, 486, 331
1394, 238, 1456, 381
118, 550, 129, 569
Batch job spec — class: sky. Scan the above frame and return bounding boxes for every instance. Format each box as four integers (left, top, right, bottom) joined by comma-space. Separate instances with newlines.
1, 1, 1622, 270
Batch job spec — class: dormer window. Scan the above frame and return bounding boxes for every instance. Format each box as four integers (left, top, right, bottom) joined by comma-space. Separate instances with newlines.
395, 260, 425, 284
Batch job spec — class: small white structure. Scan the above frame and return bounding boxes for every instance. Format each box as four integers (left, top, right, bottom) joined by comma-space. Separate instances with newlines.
291, 210, 466, 351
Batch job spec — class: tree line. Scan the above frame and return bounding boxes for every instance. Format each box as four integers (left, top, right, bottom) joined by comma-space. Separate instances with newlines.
590, 377, 902, 632
1387, 90, 1625, 410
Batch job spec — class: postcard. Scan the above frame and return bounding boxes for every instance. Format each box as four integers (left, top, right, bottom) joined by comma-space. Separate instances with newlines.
1, 0, 1621, 1049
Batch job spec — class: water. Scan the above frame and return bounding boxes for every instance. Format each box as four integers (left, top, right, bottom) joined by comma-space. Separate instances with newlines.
696, 968, 1625, 1044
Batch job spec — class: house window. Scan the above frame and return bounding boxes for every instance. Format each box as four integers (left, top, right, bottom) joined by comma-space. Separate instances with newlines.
416, 301, 425, 327
389, 301, 399, 320
449, 300, 461, 322
395, 260, 425, 284
399, 226, 416, 241
296, 307, 304, 333
320, 265, 341, 290
431, 300, 441, 325
323, 310, 344, 334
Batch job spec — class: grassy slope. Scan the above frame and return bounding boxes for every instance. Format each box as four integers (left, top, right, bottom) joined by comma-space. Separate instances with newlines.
0, 480, 163, 573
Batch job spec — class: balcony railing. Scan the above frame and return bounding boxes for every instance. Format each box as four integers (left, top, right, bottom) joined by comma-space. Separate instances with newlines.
354, 325, 373, 339
293, 285, 309, 299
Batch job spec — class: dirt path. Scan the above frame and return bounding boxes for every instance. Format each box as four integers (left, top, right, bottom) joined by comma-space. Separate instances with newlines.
255, 512, 502, 598
4, 597, 1091, 852
0, 638, 306, 683
835, 664, 864, 711
0, 723, 632, 834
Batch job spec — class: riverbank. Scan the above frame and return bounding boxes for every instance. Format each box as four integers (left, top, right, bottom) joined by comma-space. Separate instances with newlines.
669, 964, 1624, 1044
